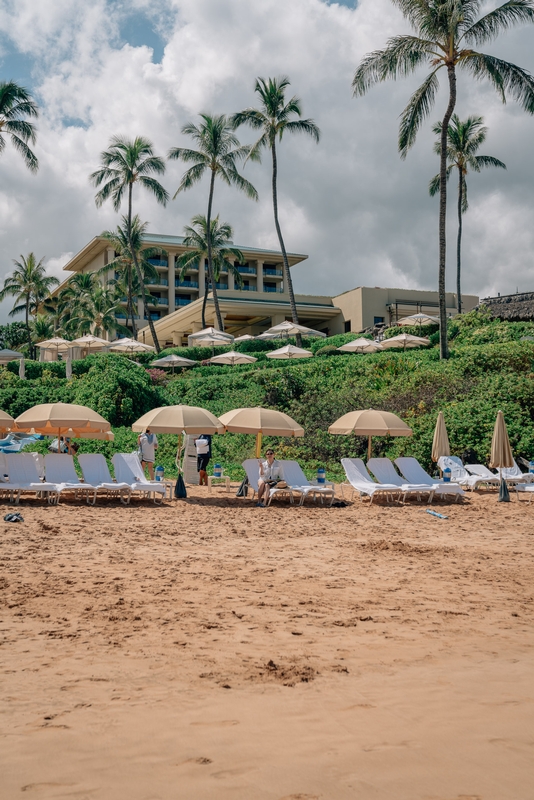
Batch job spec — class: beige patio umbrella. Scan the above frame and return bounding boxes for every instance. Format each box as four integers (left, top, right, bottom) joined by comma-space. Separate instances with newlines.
431, 411, 450, 462
70, 334, 109, 352
489, 410, 514, 502
64, 428, 115, 441
151, 354, 197, 373
0, 410, 14, 431
233, 334, 255, 343
108, 338, 156, 354
36, 337, 72, 359
397, 313, 439, 329
189, 326, 233, 342
266, 344, 313, 360
13, 402, 111, 440
210, 351, 258, 365
258, 320, 326, 339
219, 407, 304, 457
337, 338, 383, 354
380, 333, 430, 352
328, 408, 412, 461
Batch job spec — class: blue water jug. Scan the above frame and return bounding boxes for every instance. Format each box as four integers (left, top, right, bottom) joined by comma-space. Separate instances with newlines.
155, 465, 164, 482
529, 461, 534, 475
317, 467, 326, 484
213, 463, 222, 479
443, 467, 451, 483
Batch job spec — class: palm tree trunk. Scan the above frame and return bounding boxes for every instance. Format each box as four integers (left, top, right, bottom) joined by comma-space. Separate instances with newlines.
25, 298, 33, 359
201, 274, 208, 329
127, 264, 137, 338
438, 66, 457, 360
206, 170, 224, 331
127, 184, 161, 352
271, 141, 301, 346
456, 169, 463, 316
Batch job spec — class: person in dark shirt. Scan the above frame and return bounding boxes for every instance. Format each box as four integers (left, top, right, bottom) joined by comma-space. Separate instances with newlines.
195, 433, 212, 486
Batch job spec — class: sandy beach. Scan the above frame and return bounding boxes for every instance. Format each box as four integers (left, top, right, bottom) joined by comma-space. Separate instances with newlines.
1, 486, 533, 799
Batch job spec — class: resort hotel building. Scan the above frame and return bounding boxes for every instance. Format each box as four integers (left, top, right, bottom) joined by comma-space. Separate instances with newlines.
59, 232, 479, 347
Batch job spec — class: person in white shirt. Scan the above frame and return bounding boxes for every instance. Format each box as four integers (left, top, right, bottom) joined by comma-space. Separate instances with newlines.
257, 449, 282, 507
137, 428, 158, 479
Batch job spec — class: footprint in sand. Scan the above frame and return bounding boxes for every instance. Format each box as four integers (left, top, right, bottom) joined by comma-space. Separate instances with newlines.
190, 719, 239, 727
22, 783, 76, 792
278, 795, 320, 800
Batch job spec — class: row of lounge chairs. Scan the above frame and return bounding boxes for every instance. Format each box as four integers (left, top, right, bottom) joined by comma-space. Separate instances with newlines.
0, 453, 166, 505
242, 459, 336, 506
340, 457, 465, 504
437, 456, 533, 489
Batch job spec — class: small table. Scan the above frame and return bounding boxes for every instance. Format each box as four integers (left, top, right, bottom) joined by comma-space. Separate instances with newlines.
162, 479, 175, 499
208, 475, 231, 494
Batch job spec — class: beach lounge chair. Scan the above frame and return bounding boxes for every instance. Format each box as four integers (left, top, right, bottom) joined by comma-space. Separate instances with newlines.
437, 456, 495, 490
495, 459, 531, 484
280, 460, 335, 506
44, 453, 98, 504
78, 454, 132, 504
368, 457, 434, 503
5, 453, 60, 504
515, 484, 534, 502
241, 459, 295, 506
112, 453, 166, 503
463, 464, 501, 488
340, 458, 404, 504
395, 457, 465, 501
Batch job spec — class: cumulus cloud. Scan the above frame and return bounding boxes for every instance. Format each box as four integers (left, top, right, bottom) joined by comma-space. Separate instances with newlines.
0, 0, 533, 322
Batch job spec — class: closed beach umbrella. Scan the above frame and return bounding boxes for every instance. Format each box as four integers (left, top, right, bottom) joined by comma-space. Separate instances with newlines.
329, 408, 412, 461
0, 410, 15, 431
489, 410, 514, 502
219, 407, 304, 457
18, 357, 25, 380
266, 344, 313, 360
380, 333, 430, 352
431, 411, 450, 462
65, 354, 73, 379
337, 338, 383, 354
14, 403, 111, 439
210, 351, 258, 366
259, 320, 326, 339
151, 354, 197, 373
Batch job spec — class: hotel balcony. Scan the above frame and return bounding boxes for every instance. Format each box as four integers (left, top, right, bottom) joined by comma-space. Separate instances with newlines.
238, 285, 257, 292
237, 265, 256, 275
175, 297, 192, 307
214, 282, 228, 290
263, 268, 284, 277
147, 258, 168, 267
175, 279, 199, 288
148, 278, 168, 286
263, 285, 285, 293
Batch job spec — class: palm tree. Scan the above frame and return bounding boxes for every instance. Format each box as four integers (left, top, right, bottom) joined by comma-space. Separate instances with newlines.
168, 114, 257, 331
232, 77, 320, 340
176, 215, 245, 328
90, 135, 168, 351
32, 314, 54, 343
68, 285, 129, 338
352, 0, 534, 359
0, 81, 39, 173
429, 114, 506, 315
99, 215, 163, 338
0, 253, 59, 355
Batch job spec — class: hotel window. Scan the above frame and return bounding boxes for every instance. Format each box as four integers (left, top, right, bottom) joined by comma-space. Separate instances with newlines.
344, 320, 351, 333
374, 316, 385, 325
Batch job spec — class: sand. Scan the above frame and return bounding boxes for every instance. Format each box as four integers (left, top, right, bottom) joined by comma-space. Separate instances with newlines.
1, 485, 533, 799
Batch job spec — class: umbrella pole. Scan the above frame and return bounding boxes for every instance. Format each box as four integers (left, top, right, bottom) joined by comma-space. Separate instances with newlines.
367, 435, 372, 462
175, 432, 184, 474
255, 432, 263, 459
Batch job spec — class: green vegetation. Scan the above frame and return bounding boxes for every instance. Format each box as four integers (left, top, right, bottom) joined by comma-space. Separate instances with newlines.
0, 312, 531, 482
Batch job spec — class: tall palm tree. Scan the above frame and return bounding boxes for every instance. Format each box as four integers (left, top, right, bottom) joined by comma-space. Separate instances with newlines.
429, 114, 506, 315
176, 215, 245, 329
68, 285, 129, 338
232, 77, 320, 341
32, 314, 54, 343
168, 114, 257, 331
90, 135, 168, 351
99, 215, 163, 338
0, 81, 39, 173
352, 0, 534, 359
0, 253, 59, 355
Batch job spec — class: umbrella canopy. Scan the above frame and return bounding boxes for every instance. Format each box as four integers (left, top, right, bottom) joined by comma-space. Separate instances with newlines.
189, 327, 233, 342
397, 313, 439, 327
233, 334, 256, 343
490, 410, 514, 503
219, 407, 304, 457
380, 333, 430, 351
266, 344, 314, 360
132, 405, 224, 435
258, 320, 326, 339
210, 351, 258, 366
431, 411, 450, 462
36, 337, 71, 351
194, 334, 236, 347
64, 428, 115, 441
328, 408, 412, 460
0, 348, 23, 363
337, 338, 383, 354
14, 403, 111, 437
70, 334, 109, 350
18, 357, 25, 380
151, 354, 197, 372
0, 410, 15, 432
108, 338, 156, 353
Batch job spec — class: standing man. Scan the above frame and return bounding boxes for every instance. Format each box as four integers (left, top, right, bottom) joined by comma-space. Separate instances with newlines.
138, 427, 158, 480
195, 433, 212, 486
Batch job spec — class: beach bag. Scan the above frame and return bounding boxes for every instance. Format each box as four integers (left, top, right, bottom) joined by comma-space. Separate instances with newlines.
174, 474, 187, 499
195, 438, 210, 455
236, 477, 248, 497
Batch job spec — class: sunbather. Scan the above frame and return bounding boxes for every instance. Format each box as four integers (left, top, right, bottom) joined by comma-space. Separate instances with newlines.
257, 449, 283, 507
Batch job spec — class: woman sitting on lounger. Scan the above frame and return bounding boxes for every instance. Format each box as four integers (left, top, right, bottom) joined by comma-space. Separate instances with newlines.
257, 449, 282, 507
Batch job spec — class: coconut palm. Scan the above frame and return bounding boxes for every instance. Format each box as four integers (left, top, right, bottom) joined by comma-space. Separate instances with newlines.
32, 314, 54, 343
168, 114, 257, 331
0, 253, 59, 355
429, 114, 506, 315
352, 0, 534, 359
0, 81, 39, 173
90, 135, 168, 351
232, 77, 320, 341
176, 215, 245, 328
68, 285, 129, 338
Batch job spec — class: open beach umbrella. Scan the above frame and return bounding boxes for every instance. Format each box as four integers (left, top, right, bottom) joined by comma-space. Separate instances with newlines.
0, 410, 14, 431
266, 344, 313, 360
70, 334, 109, 352
151, 354, 197, 373
380, 333, 430, 352
397, 313, 439, 329
219, 407, 304, 457
14, 403, 111, 441
210, 351, 257, 366
36, 337, 72, 359
0, 348, 23, 364
328, 408, 412, 461
258, 320, 326, 339
489, 410, 514, 502
18, 357, 25, 380
233, 334, 255, 343
431, 411, 450, 462
108, 338, 156, 354
189, 327, 234, 343
64, 428, 115, 442
337, 338, 383, 354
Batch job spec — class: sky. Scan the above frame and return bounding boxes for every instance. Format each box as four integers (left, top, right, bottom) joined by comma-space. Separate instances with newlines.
0, 0, 533, 323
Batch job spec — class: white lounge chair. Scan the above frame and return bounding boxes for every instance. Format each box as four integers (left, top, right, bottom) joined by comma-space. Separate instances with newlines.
44, 453, 98, 504
241, 459, 295, 506
78, 454, 132, 504
395, 457, 465, 501
463, 464, 501, 487
438, 456, 495, 491
280, 460, 335, 506
497, 460, 532, 484
368, 457, 434, 503
341, 458, 404, 504
5, 453, 60, 504
112, 453, 166, 503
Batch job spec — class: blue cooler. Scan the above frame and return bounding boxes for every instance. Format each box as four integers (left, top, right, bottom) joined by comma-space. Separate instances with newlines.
155, 465, 164, 482
529, 461, 534, 475
213, 463, 222, 479
443, 467, 451, 483
317, 467, 326, 484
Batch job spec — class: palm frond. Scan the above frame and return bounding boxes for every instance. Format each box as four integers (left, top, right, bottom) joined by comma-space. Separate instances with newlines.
352, 36, 437, 97
472, 154, 507, 170
462, 0, 534, 45
8, 134, 38, 172
138, 176, 169, 207
399, 68, 441, 158
280, 119, 321, 143
461, 51, 534, 111
172, 162, 207, 198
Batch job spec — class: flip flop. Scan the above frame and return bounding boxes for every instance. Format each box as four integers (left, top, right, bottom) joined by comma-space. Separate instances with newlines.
4, 513, 23, 523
